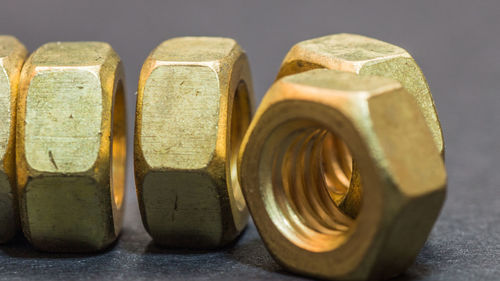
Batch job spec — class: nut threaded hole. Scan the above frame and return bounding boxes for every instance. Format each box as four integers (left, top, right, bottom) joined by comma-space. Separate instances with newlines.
321, 131, 353, 204
268, 124, 360, 252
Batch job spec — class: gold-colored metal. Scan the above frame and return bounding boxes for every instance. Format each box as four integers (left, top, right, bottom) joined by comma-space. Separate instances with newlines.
135, 37, 254, 248
0, 36, 27, 243
276, 33, 444, 218
16, 42, 127, 252
239, 69, 447, 280
277, 33, 443, 155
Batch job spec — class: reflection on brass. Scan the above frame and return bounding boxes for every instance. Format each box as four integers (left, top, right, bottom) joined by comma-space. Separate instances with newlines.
16, 42, 127, 252
276, 33, 444, 218
239, 69, 447, 280
135, 37, 254, 248
0, 36, 27, 243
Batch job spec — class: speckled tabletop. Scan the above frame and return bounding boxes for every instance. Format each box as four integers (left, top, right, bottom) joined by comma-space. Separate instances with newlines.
0, 0, 499, 280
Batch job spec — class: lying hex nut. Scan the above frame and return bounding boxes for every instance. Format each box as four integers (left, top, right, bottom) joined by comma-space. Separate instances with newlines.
135, 37, 253, 248
0, 36, 27, 243
239, 69, 447, 280
277, 33, 444, 156
17, 42, 127, 252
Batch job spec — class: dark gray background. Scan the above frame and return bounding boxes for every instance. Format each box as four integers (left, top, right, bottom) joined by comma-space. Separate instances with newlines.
0, 0, 499, 280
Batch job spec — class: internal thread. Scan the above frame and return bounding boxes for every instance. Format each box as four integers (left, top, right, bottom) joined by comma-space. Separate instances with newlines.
321, 133, 353, 205
276, 127, 355, 236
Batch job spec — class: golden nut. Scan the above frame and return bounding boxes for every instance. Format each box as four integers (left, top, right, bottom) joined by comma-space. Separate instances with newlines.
276, 33, 444, 219
0, 36, 27, 243
239, 69, 447, 280
277, 33, 443, 156
16, 42, 127, 252
135, 37, 253, 248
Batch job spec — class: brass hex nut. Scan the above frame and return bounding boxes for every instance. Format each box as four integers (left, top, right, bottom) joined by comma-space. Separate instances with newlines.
239, 69, 447, 280
0, 36, 27, 243
135, 37, 253, 248
277, 33, 444, 156
17, 42, 127, 252
276, 33, 445, 219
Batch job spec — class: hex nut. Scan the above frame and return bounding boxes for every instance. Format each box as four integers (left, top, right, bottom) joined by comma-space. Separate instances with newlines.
277, 33, 443, 156
16, 42, 127, 252
276, 33, 444, 218
0, 36, 27, 243
239, 69, 447, 280
135, 37, 254, 248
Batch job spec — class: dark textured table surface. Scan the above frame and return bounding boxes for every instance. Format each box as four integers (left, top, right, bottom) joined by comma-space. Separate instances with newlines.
1, 1, 499, 280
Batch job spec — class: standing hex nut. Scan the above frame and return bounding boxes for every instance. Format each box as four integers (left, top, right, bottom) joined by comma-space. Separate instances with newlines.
239, 69, 447, 280
135, 37, 254, 248
277, 33, 444, 156
0, 36, 27, 243
17, 42, 127, 252
276, 34, 445, 218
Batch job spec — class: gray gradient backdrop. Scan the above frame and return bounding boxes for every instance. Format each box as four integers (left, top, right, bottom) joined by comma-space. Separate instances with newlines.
0, 1, 499, 280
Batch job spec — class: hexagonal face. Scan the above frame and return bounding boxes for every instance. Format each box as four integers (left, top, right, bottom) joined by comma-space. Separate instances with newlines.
141, 65, 220, 170
135, 37, 253, 248
17, 42, 125, 252
141, 172, 223, 247
0, 36, 27, 243
277, 33, 443, 156
24, 177, 111, 252
239, 69, 446, 280
25, 70, 102, 173
0, 62, 11, 160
